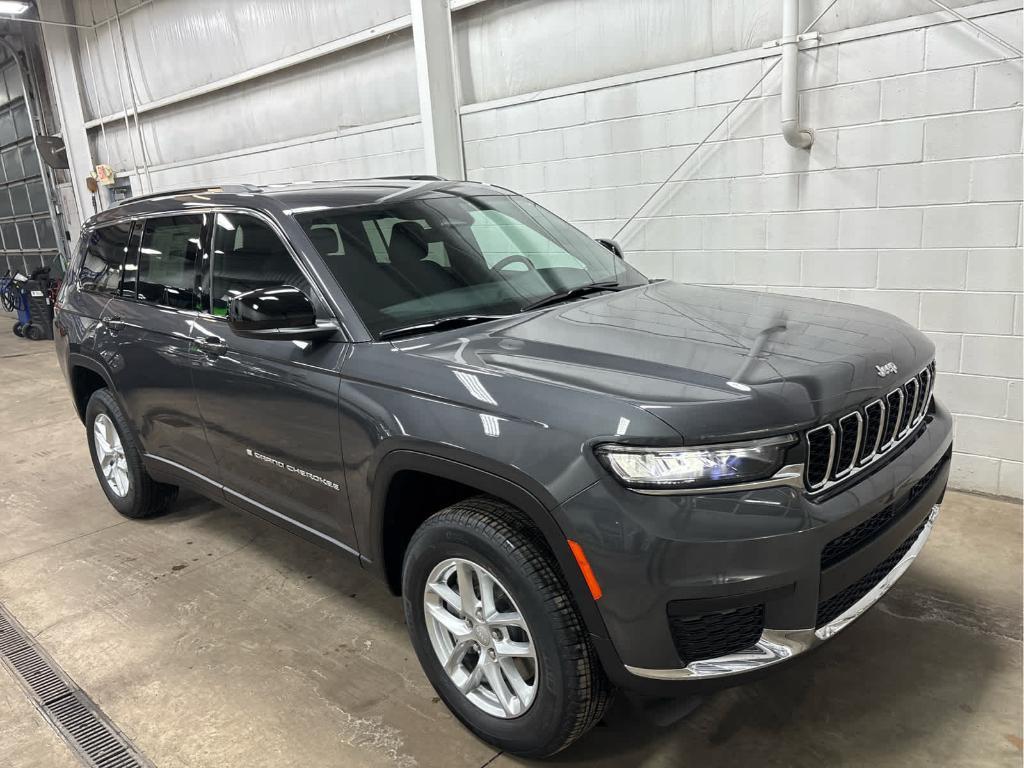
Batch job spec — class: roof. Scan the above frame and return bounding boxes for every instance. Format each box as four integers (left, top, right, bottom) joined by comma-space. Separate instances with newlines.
87, 176, 508, 227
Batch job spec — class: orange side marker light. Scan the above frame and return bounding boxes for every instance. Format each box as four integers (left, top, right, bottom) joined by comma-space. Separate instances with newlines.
567, 539, 602, 601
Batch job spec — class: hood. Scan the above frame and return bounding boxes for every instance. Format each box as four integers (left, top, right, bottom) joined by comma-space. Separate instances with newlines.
395, 282, 935, 443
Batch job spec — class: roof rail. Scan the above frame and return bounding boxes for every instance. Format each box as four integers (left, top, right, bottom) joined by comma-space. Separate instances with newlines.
376, 174, 448, 181
113, 184, 260, 207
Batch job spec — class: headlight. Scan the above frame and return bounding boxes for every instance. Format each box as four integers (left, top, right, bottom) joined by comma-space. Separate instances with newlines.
596, 435, 796, 491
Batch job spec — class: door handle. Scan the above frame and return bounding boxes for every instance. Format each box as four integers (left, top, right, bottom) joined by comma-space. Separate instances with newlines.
197, 336, 227, 357
102, 315, 125, 331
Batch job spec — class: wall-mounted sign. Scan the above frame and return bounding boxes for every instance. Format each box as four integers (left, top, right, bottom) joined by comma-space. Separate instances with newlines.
95, 164, 115, 186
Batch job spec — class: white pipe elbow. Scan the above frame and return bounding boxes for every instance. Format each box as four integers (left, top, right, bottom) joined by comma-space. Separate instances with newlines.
781, 119, 814, 149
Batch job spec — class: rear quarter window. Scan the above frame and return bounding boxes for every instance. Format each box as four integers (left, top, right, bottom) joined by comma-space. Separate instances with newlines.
78, 221, 132, 295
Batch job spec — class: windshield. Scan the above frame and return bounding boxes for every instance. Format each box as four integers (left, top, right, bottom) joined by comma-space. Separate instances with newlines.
294, 192, 648, 338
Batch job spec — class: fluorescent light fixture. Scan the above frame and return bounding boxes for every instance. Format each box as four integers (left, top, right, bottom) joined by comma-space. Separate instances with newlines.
0, 3, 31, 14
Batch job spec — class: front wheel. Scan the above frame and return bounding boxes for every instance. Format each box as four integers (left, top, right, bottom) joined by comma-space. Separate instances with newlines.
12, 321, 22, 337
402, 497, 611, 758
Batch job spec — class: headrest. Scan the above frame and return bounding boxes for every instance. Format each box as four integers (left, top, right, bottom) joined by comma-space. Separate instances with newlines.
309, 226, 340, 256
237, 223, 281, 253
388, 221, 430, 268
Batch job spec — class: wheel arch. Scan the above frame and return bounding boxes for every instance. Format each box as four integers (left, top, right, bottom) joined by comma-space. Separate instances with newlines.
67, 353, 115, 424
370, 449, 610, 640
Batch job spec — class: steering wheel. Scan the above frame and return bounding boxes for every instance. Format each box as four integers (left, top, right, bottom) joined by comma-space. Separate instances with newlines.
489, 255, 536, 273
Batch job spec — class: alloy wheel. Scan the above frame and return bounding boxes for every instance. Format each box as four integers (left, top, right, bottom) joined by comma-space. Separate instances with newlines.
423, 557, 538, 718
93, 413, 130, 497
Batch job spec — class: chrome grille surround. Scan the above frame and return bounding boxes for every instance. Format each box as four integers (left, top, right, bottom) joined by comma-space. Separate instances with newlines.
858, 399, 885, 466
915, 365, 933, 427
804, 424, 836, 490
833, 412, 863, 479
804, 363, 934, 494
900, 377, 920, 438
880, 388, 905, 451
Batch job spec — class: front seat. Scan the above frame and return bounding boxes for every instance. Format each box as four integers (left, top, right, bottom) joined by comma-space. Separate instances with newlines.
388, 221, 459, 295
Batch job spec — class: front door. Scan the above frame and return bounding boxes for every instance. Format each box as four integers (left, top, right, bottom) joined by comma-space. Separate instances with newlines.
188, 210, 357, 552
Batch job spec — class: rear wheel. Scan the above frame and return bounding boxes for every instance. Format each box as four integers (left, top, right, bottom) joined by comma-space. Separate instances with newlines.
402, 497, 611, 758
85, 388, 177, 518
25, 324, 43, 340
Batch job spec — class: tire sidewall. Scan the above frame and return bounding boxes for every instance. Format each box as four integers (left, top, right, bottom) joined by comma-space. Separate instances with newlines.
85, 390, 143, 516
402, 521, 576, 753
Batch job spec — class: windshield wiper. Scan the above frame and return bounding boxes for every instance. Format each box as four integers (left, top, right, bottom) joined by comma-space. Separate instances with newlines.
379, 314, 510, 341
520, 281, 625, 312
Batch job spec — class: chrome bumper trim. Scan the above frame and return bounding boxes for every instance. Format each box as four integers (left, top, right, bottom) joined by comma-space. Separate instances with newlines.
625, 504, 939, 681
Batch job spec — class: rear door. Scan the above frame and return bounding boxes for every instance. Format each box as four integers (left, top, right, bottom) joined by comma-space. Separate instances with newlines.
188, 210, 356, 551
101, 213, 217, 477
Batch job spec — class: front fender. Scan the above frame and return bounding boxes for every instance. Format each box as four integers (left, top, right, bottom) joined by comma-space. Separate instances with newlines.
368, 448, 609, 640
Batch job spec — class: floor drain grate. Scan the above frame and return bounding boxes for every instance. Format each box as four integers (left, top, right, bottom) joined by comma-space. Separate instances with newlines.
0, 604, 153, 768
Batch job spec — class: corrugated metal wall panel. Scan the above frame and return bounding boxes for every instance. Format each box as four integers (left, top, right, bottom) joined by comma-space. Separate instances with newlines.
453, 0, 987, 103
86, 30, 418, 169
76, 0, 409, 116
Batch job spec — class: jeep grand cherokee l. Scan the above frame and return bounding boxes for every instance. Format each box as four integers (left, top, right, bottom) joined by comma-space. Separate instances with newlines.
54, 178, 952, 757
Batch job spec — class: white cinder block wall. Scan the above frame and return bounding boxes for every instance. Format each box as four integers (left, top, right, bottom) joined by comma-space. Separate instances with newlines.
462, 2, 1024, 499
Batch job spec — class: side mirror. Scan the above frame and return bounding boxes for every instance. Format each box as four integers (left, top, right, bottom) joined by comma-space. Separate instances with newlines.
228, 285, 335, 341
595, 238, 624, 258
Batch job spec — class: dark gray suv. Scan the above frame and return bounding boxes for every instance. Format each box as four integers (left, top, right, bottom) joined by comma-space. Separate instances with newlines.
54, 178, 952, 757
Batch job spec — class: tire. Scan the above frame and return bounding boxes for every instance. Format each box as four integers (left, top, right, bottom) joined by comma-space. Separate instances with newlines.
25, 324, 43, 341
12, 321, 22, 337
85, 388, 178, 519
402, 496, 612, 758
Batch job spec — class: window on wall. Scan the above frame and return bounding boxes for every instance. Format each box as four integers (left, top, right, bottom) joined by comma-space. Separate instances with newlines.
0, 57, 56, 272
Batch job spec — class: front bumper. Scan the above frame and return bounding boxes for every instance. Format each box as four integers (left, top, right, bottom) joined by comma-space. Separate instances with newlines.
624, 503, 938, 681
559, 401, 953, 693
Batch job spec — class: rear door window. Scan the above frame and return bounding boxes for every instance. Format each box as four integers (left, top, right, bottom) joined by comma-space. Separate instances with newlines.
79, 221, 132, 295
135, 215, 205, 310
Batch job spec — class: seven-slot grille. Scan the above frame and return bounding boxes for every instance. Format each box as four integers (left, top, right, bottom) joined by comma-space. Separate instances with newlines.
804, 362, 935, 492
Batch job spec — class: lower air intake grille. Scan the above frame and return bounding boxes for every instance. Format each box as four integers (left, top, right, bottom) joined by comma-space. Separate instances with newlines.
820, 448, 950, 569
667, 604, 765, 665
816, 519, 927, 628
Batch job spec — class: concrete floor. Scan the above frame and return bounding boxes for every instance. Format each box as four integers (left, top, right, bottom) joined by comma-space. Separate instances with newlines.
0, 326, 1021, 768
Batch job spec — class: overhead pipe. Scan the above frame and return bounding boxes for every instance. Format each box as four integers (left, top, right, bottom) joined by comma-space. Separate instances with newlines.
780, 0, 813, 149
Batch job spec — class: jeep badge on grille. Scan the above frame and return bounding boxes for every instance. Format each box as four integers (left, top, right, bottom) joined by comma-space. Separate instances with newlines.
876, 362, 898, 377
